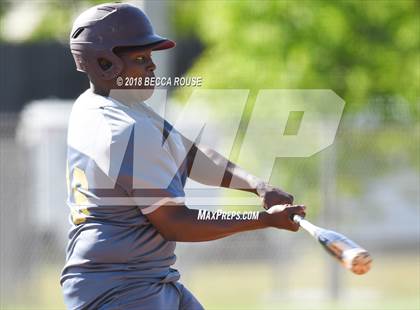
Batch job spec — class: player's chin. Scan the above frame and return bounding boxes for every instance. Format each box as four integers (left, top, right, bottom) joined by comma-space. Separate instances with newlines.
135, 87, 155, 101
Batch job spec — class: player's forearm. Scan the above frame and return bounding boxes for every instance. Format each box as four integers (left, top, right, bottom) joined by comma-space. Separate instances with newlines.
155, 207, 269, 242
187, 144, 266, 196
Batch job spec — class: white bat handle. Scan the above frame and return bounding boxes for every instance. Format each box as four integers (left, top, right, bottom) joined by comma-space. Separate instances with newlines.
292, 214, 320, 237
292, 214, 304, 224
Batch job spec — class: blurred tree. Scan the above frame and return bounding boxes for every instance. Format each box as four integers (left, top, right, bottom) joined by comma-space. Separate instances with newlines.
28, 1, 74, 42
4, 0, 418, 114
0, 0, 105, 42
0, 1, 11, 42
29, 0, 108, 42
173, 0, 419, 118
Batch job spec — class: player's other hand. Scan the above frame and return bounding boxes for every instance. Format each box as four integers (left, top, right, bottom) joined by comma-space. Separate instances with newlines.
258, 183, 294, 210
264, 204, 306, 232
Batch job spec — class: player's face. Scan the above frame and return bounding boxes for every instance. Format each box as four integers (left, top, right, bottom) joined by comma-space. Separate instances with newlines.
118, 47, 156, 89
111, 47, 156, 101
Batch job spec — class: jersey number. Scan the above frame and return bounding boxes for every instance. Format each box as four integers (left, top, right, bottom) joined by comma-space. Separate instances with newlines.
67, 164, 91, 225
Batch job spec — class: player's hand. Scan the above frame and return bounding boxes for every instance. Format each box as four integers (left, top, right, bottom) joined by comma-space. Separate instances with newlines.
257, 183, 294, 210
264, 204, 306, 232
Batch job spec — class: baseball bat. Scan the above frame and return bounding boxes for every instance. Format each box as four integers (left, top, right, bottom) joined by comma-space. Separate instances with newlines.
292, 214, 372, 275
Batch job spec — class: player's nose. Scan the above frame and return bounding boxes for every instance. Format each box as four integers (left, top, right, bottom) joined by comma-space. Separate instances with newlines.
147, 60, 156, 72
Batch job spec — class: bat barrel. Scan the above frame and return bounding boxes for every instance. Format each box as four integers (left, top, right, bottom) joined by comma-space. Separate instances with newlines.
292, 214, 372, 275
342, 248, 372, 275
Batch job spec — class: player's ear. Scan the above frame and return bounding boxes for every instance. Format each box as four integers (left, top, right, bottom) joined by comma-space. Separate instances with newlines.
98, 58, 113, 71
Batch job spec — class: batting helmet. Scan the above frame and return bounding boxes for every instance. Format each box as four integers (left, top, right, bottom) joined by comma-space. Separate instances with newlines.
70, 3, 175, 80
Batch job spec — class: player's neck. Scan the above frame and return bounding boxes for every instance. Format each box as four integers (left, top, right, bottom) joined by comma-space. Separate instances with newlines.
90, 82, 110, 97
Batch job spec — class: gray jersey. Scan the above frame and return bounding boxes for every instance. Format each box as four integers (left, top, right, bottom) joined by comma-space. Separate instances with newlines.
61, 89, 190, 309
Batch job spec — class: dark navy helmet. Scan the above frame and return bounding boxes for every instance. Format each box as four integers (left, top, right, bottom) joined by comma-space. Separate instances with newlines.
70, 3, 175, 80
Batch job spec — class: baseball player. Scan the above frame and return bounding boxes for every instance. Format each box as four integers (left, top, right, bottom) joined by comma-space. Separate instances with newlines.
62, 3, 306, 309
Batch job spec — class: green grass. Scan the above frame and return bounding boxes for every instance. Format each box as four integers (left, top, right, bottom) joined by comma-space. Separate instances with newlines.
185, 253, 420, 310
2, 253, 419, 310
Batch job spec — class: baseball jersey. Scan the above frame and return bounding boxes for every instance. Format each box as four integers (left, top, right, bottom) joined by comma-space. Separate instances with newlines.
61, 89, 191, 309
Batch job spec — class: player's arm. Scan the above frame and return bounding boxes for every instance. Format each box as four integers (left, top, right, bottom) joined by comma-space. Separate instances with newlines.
186, 144, 294, 209
145, 204, 306, 242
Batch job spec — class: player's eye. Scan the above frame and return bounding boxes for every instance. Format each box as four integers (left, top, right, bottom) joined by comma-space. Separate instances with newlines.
135, 56, 146, 64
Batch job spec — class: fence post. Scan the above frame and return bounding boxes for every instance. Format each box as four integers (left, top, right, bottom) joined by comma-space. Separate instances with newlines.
321, 145, 341, 300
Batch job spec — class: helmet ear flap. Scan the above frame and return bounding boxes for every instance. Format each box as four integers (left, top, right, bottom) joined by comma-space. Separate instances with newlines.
92, 51, 124, 80
98, 58, 113, 71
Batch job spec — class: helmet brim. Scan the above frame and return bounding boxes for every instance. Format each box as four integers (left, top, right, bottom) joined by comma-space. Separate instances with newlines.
112, 38, 176, 53
150, 39, 176, 51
